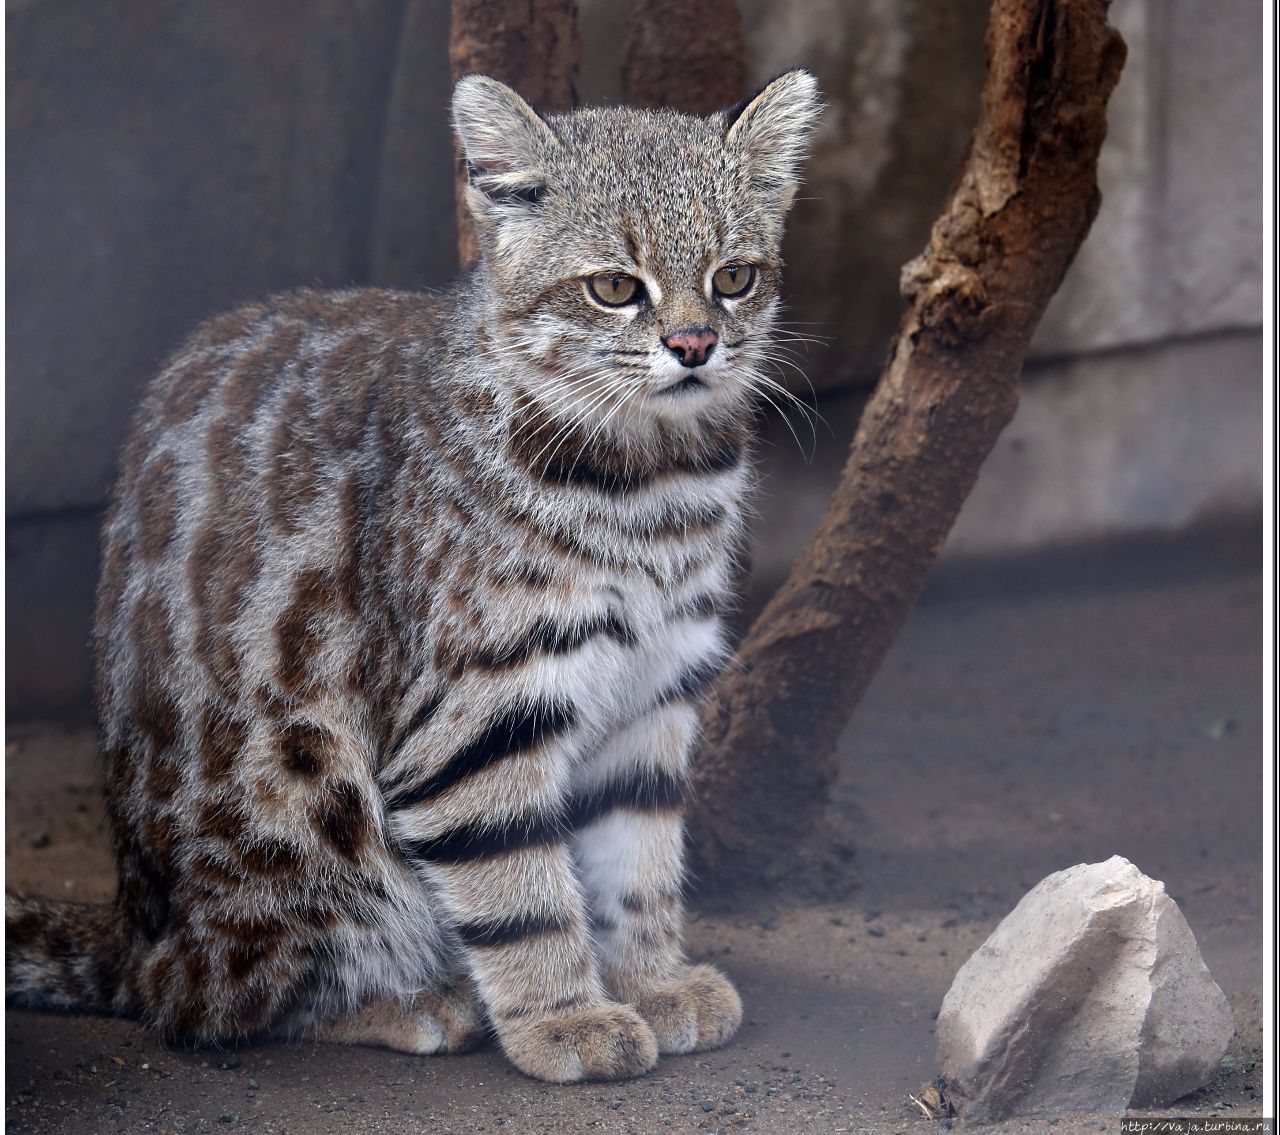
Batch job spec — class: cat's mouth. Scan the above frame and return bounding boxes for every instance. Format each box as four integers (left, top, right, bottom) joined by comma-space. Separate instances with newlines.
653, 374, 707, 397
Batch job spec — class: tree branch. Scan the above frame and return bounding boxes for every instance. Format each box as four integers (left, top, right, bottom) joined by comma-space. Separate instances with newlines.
689, 0, 1127, 881
449, 0, 580, 269
621, 0, 746, 114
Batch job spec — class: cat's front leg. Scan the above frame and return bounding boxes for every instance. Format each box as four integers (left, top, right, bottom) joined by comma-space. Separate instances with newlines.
380, 692, 657, 1083
571, 700, 742, 1055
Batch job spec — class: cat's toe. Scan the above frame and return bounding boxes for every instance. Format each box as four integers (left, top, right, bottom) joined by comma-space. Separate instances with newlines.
418, 984, 488, 1054
630, 964, 742, 1055
378, 1001, 485, 1056
500, 1003, 658, 1083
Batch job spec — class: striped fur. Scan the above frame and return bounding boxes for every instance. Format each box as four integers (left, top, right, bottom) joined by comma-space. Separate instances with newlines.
6, 71, 820, 1082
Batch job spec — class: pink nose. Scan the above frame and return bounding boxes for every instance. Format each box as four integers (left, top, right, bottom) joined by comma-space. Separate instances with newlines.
662, 326, 718, 368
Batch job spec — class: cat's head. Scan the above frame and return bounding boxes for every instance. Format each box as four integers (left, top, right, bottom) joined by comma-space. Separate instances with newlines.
452, 70, 822, 431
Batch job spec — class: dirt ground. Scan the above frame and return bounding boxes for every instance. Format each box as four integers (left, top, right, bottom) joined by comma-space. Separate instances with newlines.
5, 524, 1265, 1134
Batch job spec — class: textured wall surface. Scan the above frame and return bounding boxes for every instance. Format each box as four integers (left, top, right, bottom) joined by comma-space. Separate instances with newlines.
1035, 0, 1263, 353
738, 0, 991, 389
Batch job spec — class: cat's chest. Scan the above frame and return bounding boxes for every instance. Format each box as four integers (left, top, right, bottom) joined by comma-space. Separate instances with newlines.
589, 565, 727, 722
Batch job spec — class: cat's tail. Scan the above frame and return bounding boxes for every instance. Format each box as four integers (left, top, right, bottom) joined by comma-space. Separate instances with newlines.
6, 892, 131, 1014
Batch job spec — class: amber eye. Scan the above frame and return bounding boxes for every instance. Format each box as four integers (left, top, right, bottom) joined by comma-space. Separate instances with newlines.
712, 263, 756, 299
586, 273, 643, 307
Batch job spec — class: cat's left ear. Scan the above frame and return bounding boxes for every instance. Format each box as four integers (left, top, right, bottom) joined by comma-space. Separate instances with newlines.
452, 75, 560, 213
722, 69, 823, 212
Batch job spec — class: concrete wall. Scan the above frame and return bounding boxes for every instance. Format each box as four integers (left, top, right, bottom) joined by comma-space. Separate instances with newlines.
7, 0, 457, 519
748, 330, 1262, 598
6, 0, 1263, 717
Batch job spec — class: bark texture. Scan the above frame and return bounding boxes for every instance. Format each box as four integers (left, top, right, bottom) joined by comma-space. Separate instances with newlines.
689, 0, 1127, 880
621, 0, 747, 114
449, 0, 579, 269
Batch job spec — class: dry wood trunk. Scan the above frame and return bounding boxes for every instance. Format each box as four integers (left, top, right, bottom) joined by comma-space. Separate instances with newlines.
688, 0, 1127, 881
448, 0, 580, 269
621, 0, 747, 114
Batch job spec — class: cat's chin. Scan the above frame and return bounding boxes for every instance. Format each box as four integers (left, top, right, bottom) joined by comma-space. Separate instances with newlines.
639, 371, 728, 424
653, 373, 708, 397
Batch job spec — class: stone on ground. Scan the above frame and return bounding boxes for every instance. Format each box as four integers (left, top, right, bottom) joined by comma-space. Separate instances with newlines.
935, 855, 1233, 1121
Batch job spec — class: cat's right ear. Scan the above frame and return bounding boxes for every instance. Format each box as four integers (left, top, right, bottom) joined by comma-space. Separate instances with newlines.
452, 76, 559, 217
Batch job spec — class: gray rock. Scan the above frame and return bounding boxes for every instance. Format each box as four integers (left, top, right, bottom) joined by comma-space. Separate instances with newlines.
936, 856, 1233, 1121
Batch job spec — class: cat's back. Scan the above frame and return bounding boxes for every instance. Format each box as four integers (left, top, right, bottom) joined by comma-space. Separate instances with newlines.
138, 286, 442, 464
105, 283, 448, 558
94, 286, 450, 750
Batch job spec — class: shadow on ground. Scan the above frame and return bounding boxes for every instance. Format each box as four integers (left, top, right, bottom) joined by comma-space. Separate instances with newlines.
6, 524, 1264, 1133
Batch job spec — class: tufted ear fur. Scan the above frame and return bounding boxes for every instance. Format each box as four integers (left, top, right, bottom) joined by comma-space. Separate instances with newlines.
452, 75, 560, 217
723, 69, 823, 212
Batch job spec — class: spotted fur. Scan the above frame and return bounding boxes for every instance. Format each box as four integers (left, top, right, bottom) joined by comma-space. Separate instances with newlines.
6, 70, 821, 1082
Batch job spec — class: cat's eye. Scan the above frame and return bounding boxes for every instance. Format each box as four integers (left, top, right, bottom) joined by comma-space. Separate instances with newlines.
712, 263, 756, 299
586, 273, 643, 307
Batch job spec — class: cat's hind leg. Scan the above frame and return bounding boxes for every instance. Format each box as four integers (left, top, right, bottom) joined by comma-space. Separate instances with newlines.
311, 977, 487, 1055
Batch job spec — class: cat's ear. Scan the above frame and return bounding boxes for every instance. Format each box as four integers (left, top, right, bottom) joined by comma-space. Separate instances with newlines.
452, 75, 559, 213
722, 69, 823, 212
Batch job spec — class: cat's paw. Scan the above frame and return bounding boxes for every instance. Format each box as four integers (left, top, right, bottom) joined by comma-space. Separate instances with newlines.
499, 1003, 658, 1083
629, 964, 742, 1055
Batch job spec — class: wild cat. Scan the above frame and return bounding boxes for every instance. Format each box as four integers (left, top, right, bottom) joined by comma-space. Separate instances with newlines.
6, 69, 821, 1083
